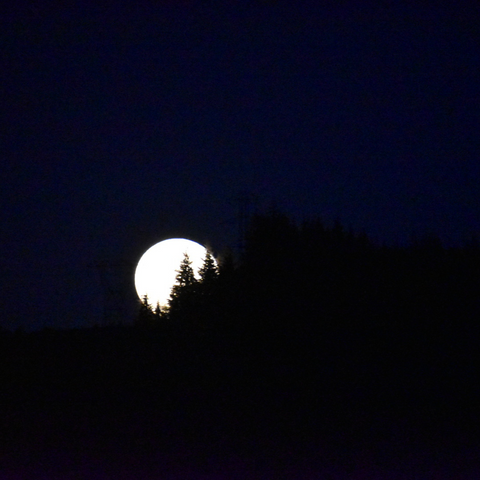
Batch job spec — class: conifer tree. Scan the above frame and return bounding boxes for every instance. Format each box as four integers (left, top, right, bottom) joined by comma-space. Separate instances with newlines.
199, 250, 218, 286
168, 253, 198, 319
197, 251, 219, 324
171, 253, 196, 292
137, 294, 155, 326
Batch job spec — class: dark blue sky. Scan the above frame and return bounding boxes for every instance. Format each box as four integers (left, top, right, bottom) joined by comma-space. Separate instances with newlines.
1, 1, 479, 330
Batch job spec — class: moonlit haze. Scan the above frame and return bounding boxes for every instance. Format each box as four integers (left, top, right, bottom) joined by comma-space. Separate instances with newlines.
134, 238, 212, 308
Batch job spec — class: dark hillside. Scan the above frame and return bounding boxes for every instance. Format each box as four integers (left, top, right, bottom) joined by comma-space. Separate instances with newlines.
1, 214, 479, 478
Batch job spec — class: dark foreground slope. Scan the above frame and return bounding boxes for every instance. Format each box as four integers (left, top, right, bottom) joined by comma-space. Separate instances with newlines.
2, 214, 479, 478
1, 318, 479, 479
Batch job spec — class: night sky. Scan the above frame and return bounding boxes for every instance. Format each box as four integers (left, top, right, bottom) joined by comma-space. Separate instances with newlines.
2, 1, 479, 330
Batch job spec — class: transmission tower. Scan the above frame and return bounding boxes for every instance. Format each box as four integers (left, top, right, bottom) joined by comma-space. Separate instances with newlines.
236, 192, 258, 254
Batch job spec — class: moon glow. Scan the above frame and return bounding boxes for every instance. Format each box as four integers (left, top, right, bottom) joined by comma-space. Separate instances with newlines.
134, 238, 211, 308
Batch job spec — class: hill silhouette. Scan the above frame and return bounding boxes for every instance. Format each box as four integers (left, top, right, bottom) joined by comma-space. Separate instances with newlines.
1, 212, 479, 478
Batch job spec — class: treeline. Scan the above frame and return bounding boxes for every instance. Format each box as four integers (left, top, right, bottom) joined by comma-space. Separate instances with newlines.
137, 210, 480, 341
2, 211, 479, 475
126, 209, 480, 435
136, 248, 222, 329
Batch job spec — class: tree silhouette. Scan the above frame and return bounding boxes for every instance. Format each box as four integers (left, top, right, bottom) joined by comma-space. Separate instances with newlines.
195, 251, 220, 327
164, 250, 223, 329
168, 253, 198, 322
173, 253, 196, 289
154, 301, 163, 320
198, 250, 218, 286
137, 294, 156, 326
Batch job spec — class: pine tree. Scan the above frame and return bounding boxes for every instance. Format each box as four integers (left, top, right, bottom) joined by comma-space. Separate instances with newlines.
199, 250, 218, 286
171, 253, 196, 294
168, 253, 198, 319
137, 294, 155, 326
197, 251, 219, 325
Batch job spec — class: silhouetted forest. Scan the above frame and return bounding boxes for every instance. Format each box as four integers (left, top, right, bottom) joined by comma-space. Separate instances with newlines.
1, 212, 479, 478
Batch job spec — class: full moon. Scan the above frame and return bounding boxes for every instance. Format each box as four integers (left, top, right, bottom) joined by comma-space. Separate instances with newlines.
134, 238, 212, 308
